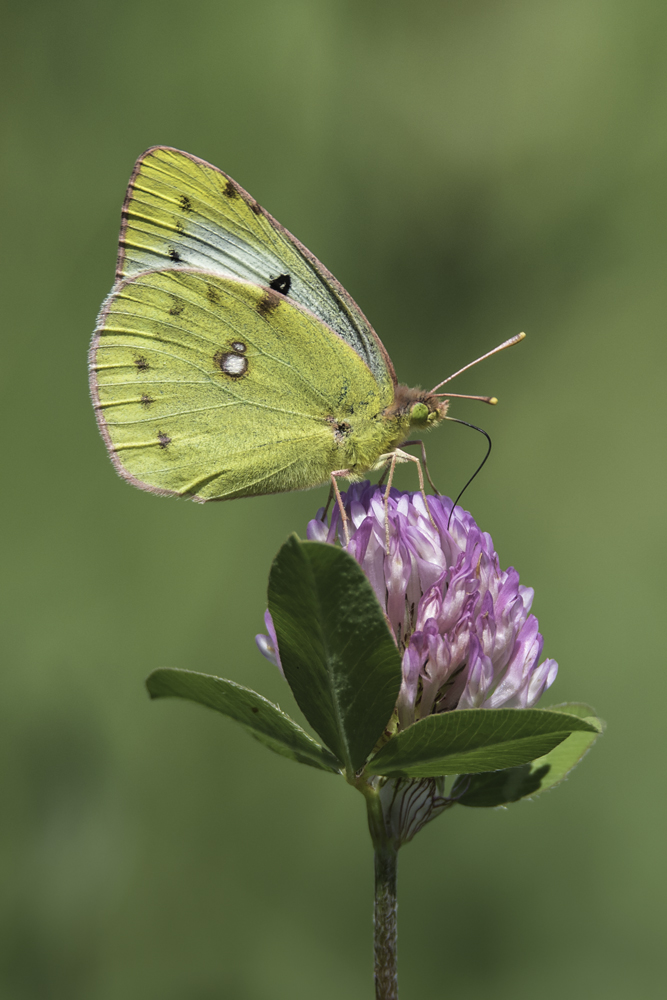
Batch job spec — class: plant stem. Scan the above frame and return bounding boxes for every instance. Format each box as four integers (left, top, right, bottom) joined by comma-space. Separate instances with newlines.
365, 787, 399, 999
374, 843, 398, 999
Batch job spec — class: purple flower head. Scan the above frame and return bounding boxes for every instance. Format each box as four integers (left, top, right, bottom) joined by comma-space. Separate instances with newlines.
255, 610, 282, 673
258, 483, 557, 731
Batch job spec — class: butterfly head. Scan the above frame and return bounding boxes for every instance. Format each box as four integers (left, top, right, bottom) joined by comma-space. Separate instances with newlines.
389, 385, 449, 432
408, 399, 448, 428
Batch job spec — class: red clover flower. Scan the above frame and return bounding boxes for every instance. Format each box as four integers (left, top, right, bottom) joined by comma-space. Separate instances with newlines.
257, 482, 558, 729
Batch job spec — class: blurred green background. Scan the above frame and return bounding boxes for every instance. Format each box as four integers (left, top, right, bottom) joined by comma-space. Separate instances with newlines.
1, 1, 665, 997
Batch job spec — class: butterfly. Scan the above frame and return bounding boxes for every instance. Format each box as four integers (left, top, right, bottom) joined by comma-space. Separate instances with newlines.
90, 147, 519, 522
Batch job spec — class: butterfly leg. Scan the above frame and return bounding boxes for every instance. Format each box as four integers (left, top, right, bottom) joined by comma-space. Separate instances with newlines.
400, 440, 440, 495
384, 448, 435, 537
330, 470, 352, 545
381, 451, 399, 551
372, 448, 435, 550
320, 480, 335, 523
377, 463, 390, 488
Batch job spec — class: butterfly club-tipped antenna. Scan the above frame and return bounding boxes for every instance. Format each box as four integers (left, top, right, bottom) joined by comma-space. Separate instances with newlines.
429, 334, 525, 530
430, 332, 526, 398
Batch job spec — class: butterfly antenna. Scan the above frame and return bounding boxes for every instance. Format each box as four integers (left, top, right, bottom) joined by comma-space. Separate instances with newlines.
432, 392, 498, 404
430, 332, 525, 394
445, 417, 492, 530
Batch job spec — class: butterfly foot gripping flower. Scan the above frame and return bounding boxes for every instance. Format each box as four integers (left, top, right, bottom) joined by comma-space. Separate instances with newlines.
147, 484, 602, 998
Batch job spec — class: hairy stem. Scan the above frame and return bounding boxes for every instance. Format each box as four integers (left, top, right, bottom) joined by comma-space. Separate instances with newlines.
365, 787, 399, 999
374, 844, 398, 999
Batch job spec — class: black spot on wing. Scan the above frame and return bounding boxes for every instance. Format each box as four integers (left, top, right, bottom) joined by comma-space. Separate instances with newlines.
180, 195, 193, 212
140, 394, 154, 407
206, 284, 219, 304
269, 273, 291, 295
257, 289, 280, 317
135, 356, 149, 371
158, 432, 171, 448
224, 180, 238, 199
249, 200, 263, 216
168, 248, 181, 262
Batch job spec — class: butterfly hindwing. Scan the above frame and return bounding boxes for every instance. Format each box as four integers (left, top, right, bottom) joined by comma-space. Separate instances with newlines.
90, 269, 393, 501
117, 146, 395, 387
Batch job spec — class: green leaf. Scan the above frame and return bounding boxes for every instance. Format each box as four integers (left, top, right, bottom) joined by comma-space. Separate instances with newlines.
365, 707, 601, 778
452, 703, 605, 807
540, 702, 602, 723
146, 667, 342, 773
268, 536, 402, 774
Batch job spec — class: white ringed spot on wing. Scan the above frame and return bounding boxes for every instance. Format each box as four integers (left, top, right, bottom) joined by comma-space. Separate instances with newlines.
214, 350, 248, 378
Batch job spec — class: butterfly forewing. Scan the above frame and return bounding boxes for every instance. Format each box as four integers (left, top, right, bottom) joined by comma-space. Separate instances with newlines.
117, 147, 394, 386
90, 270, 392, 501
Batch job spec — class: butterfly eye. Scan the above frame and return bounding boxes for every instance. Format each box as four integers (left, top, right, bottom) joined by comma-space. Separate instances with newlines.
409, 402, 429, 424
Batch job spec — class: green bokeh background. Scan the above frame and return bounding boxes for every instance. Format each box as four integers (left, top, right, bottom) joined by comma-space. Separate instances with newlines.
2, 1, 665, 997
